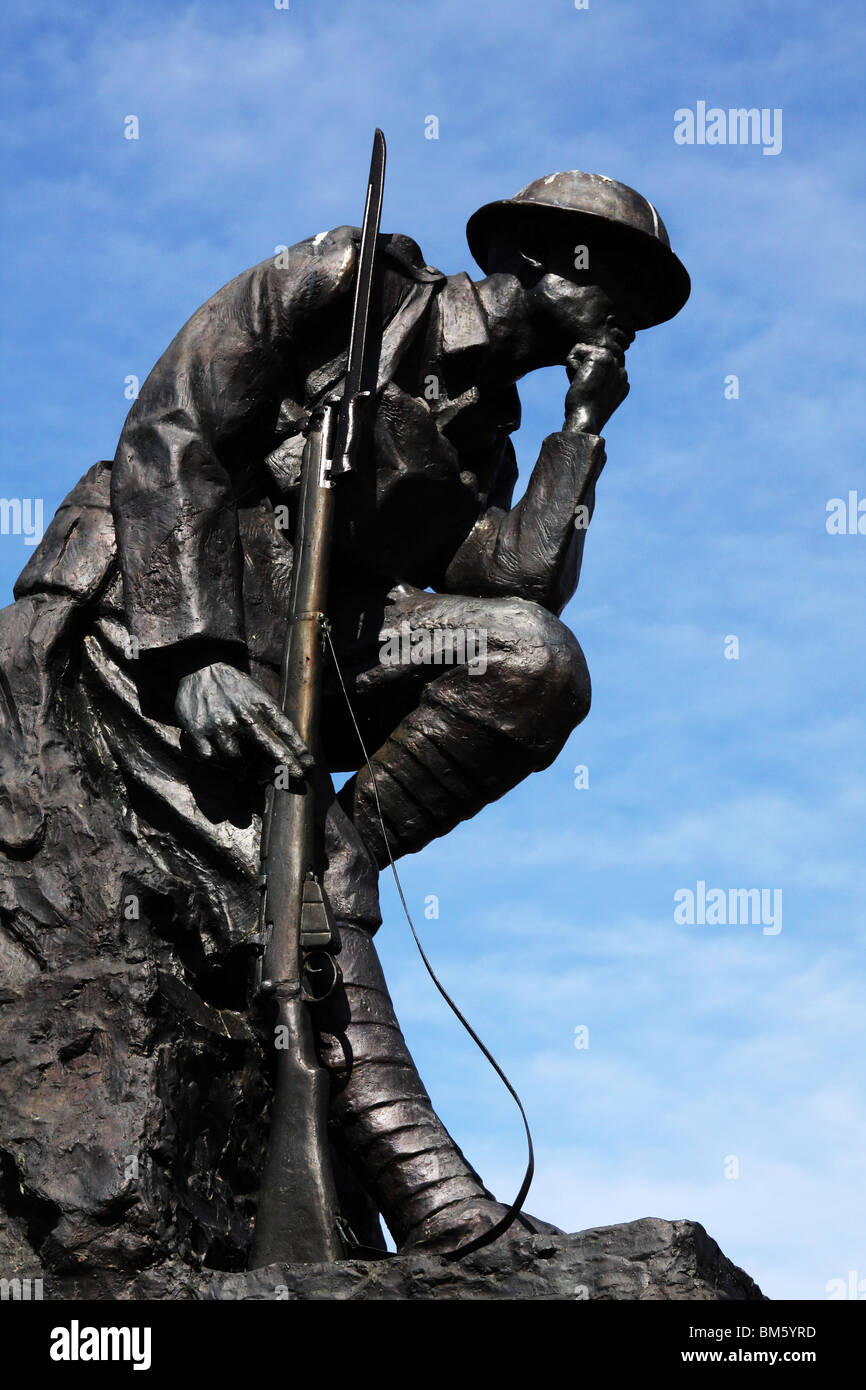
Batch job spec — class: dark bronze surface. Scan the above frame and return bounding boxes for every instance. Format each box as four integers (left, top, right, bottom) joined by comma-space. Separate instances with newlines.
0, 146, 689, 1286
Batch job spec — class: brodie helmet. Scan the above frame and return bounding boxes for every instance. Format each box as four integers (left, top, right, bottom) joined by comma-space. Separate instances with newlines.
466, 169, 690, 327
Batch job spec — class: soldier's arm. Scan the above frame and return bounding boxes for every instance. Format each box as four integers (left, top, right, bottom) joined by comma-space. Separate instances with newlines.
442, 343, 626, 615
111, 229, 358, 684
111, 232, 358, 767
441, 430, 604, 616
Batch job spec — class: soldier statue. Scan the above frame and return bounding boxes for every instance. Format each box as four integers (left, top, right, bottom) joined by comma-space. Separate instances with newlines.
0, 164, 688, 1286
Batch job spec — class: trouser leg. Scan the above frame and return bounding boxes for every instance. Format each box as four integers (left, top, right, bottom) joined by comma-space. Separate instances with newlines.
318, 591, 583, 1247
315, 922, 494, 1248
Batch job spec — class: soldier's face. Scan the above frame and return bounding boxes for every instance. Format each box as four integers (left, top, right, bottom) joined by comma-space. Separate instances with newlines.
521, 233, 650, 363
532, 275, 636, 360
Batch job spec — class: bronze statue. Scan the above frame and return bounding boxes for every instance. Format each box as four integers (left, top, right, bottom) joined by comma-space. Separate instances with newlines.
0, 144, 689, 1291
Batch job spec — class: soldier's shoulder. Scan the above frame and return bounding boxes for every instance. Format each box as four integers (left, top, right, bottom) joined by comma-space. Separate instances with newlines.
199, 228, 358, 314
163, 226, 440, 347
305, 224, 360, 292
185, 228, 359, 338
268, 225, 442, 286
263, 225, 360, 296
239, 223, 443, 299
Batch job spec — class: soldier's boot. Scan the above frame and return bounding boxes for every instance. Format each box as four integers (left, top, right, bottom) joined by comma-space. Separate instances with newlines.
315, 920, 561, 1252
337, 596, 590, 868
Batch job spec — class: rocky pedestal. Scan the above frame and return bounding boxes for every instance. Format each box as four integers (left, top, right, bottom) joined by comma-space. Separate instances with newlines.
19, 1218, 765, 1300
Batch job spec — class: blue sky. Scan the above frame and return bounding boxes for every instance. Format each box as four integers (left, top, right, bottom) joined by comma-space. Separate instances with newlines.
2, 0, 865, 1298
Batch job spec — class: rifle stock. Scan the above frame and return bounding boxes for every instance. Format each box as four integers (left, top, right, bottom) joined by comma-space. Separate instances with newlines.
249, 405, 345, 1268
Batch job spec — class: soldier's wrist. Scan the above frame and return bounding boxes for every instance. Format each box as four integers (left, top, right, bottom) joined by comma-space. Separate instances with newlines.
561, 415, 601, 440
140, 638, 248, 699
563, 403, 591, 431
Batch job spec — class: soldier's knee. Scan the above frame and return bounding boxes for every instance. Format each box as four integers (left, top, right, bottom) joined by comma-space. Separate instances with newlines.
489, 598, 591, 756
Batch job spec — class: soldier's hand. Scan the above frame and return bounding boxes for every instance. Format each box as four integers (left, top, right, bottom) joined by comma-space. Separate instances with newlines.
175, 662, 314, 778
563, 343, 629, 435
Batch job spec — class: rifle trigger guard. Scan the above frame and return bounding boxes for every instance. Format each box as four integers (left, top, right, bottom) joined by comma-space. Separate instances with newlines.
301, 949, 343, 1003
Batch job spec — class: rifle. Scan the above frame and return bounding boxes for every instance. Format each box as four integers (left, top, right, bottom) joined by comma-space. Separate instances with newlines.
248, 130, 387, 1268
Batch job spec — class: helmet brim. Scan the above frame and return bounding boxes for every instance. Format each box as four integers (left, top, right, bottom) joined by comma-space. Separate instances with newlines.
466, 200, 691, 329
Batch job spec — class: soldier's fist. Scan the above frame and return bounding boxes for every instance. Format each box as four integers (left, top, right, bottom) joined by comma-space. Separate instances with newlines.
563, 343, 629, 436
175, 662, 313, 779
